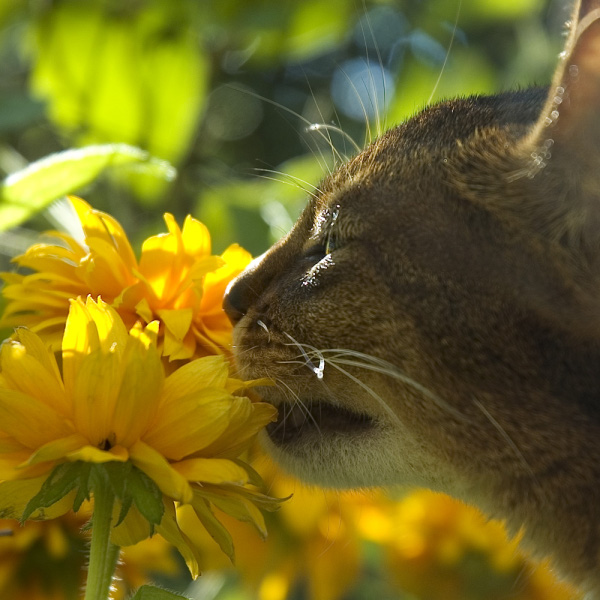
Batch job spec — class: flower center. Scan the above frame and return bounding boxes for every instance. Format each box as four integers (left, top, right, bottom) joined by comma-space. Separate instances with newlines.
99, 433, 117, 451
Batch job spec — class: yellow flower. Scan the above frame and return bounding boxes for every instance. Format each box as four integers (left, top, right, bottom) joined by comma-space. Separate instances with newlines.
0, 513, 89, 600
0, 296, 279, 576
0, 196, 251, 360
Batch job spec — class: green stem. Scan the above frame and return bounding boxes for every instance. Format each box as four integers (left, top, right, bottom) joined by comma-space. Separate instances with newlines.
84, 482, 120, 600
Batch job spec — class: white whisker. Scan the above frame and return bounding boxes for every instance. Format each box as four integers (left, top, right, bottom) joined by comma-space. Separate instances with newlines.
472, 397, 542, 496
257, 319, 271, 342
427, 0, 462, 106
284, 333, 324, 378
274, 379, 323, 437
323, 359, 401, 424
303, 347, 466, 421
307, 123, 361, 155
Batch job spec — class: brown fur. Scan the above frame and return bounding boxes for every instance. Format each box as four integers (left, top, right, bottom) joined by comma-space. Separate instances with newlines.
224, 1, 600, 595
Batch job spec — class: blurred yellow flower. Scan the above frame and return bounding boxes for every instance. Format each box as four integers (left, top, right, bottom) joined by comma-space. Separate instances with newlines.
179, 454, 362, 600
0, 296, 279, 576
0, 509, 185, 600
0, 513, 88, 600
185, 460, 578, 600
115, 534, 183, 599
354, 489, 580, 600
0, 196, 251, 360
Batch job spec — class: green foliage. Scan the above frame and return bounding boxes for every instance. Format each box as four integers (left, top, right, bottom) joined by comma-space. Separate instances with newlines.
101, 462, 165, 535
22, 462, 91, 522
28, 1, 207, 201
129, 585, 190, 600
22, 462, 164, 536
0, 144, 174, 231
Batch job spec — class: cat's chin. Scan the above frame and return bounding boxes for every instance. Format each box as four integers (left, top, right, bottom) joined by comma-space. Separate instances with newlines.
265, 400, 374, 446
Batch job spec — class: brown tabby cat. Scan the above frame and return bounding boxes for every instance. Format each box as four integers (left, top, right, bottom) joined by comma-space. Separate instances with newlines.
223, 0, 600, 596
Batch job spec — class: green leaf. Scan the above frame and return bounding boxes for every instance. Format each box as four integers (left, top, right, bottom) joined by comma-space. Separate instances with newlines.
22, 462, 91, 521
94, 462, 164, 532
72, 462, 93, 512
0, 143, 176, 232
129, 585, 190, 600
126, 465, 165, 528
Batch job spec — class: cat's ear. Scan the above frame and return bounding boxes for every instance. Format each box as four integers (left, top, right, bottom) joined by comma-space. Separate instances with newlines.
520, 0, 600, 256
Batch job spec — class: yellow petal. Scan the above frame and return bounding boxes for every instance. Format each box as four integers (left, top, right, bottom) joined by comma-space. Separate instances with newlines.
84, 296, 129, 354
62, 297, 129, 398
155, 499, 202, 579
187, 255, 224, 281
12, 328, 62, 382
162, 328, 196, 361
138, 229, 179, 299
181, 215, 211, 257
201, 243, 252, 311
163, 213, 184, 247
0, 450, 33, 479
145, 389, 234, 460
0, 388, 72, 449
172, 458, 249, 485
162, 355, 229, 404
81, 237, 137, 294
133, 296, 154, 323
225, 376, 274, 395
129, 440, 193, 504
70, 196, 137, 271
128, 319, 160, 349
14, 244, 83, 277
62, 297, 98, 395
185, 498, 235, 563
0, 337, 67, 416
110, 338, 164, 448
71, 349, 123, 446
66, 444, 129, 463
200, 401, 278, 459
25, 433, 89, 466
157, 308, 193, 341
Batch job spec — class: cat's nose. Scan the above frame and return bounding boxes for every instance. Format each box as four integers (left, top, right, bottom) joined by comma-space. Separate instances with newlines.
223, 276, 248, 325
223, 251, 272, 325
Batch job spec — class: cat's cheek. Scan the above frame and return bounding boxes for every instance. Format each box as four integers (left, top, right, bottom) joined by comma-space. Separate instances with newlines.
257, 420, 448, 490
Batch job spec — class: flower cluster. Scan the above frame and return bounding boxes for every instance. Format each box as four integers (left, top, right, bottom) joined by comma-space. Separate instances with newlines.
186, 458, 580, 600
1, 196, 251, 360
0, 198, 281, 586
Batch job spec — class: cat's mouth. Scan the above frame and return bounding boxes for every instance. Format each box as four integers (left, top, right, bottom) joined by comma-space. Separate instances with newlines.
266, 401, 374, 446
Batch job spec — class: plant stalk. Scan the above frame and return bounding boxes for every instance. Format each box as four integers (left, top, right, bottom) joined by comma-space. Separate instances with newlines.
84, 482, 120, 600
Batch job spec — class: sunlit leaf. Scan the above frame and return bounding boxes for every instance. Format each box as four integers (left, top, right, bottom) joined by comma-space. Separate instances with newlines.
0, 144, 175, 231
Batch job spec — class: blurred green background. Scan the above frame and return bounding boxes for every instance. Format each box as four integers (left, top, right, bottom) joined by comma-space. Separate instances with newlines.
0, 0, 565, 260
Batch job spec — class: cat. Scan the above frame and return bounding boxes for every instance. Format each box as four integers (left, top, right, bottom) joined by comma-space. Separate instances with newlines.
223, 0, 600, 596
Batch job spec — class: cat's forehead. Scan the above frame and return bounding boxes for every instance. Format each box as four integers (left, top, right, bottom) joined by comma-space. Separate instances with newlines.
355, 89, 546, 165
311, 89, 548, 217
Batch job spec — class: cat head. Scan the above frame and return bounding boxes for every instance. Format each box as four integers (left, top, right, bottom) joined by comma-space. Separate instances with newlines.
224, 0, 600, 589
